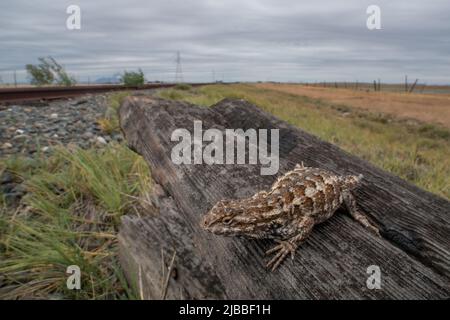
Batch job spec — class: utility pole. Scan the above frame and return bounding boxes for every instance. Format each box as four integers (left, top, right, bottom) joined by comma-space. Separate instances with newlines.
409, 78, 418, 93
175, 51, 184, 83
14, 70, 17, 87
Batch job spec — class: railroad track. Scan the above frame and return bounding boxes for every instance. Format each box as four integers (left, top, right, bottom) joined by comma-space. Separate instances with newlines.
0, 83, 209, 104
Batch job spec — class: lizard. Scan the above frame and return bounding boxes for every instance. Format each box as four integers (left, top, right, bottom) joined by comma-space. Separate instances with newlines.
201, 163, 379, 271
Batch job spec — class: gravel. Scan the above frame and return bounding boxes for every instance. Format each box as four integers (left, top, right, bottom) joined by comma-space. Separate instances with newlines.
0, 92, 140, 157
0, 169, 25, 206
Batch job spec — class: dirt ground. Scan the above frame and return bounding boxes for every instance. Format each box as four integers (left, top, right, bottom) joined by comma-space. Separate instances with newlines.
256, 83, 450, 128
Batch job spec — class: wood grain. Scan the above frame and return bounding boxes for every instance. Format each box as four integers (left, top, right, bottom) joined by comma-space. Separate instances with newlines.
118, 96, 450, 299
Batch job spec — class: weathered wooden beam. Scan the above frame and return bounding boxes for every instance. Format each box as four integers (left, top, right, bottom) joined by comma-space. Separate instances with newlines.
213, 98, 450, 277
118, 96, 450, 299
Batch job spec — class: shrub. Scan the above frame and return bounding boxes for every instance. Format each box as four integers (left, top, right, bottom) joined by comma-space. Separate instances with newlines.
26, 57, 76, 86
121, 69, 145, 87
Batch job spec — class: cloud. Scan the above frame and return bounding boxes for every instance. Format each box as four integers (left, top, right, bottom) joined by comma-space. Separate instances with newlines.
1, 0, 449, 83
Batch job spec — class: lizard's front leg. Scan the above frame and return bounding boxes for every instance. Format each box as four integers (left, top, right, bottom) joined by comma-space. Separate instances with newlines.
265, 217, 314, 271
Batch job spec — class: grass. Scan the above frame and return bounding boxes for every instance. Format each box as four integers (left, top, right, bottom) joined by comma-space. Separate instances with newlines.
156, 84, 450, 199
97, 92, 130, 135
157, 84, 240, 106
174, 83, 192, 91
0, 143, 151, 299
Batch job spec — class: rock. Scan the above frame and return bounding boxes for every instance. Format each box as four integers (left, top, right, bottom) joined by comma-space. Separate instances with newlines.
2, 142, 13, 149
1, 170, 15, 184
12, 183, 26, 196
71, 99, 88, 106
66, 142, 79, 151
46, 126, 58, 133
42, 146, 50, 152
15, 129, 25, 134
3, 192, 22, 206
50, 113, 58, 119
96, 136, 107, 145
1, 182, 16, 194
83, 132, 94, 139
79, 141, 90, 149
112, 134, 123, 142
12, 134, 28, 143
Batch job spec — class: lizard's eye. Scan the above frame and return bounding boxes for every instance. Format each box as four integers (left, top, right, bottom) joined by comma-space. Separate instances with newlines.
222, 217, 233, 224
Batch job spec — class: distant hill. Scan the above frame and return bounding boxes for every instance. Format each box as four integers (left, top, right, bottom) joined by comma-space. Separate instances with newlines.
94, 74, 121, 84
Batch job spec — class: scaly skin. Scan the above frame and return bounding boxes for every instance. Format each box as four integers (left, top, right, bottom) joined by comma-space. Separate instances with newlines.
201, 163, 379, 271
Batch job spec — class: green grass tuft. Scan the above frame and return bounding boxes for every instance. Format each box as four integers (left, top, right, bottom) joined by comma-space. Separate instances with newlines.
0, 143, 150, 299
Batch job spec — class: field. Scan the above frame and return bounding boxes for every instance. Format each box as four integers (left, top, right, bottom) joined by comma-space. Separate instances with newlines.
256, 83, 450, 128
1, 83, 449, 299
158, 84, 450, 199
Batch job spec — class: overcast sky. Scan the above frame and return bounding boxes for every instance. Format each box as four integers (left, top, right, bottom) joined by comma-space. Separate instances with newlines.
1, 0, 449, 84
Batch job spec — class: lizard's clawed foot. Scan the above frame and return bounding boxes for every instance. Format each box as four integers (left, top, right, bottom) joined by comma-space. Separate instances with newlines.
354, 213, 380, 237
265, 240, 297, 271
295, 162, 306, 169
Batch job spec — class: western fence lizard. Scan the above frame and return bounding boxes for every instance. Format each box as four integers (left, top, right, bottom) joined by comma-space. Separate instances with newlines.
201, 163, 379, 271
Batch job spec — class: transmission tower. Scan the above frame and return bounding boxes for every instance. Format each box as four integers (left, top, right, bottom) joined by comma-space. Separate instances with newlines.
175, 51, 184, 83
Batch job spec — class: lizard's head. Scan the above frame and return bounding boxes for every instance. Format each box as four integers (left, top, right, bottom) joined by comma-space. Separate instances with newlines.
341, 174, 363, 190
201, 199, 262, 237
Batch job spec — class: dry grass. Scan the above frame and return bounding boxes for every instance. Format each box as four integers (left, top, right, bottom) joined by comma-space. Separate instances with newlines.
97, 91, 130, 135
256, 83, 450, 128
157, 83, 450, 199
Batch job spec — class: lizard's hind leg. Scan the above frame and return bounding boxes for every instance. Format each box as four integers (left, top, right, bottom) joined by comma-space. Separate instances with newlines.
343, 191, 379, 236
